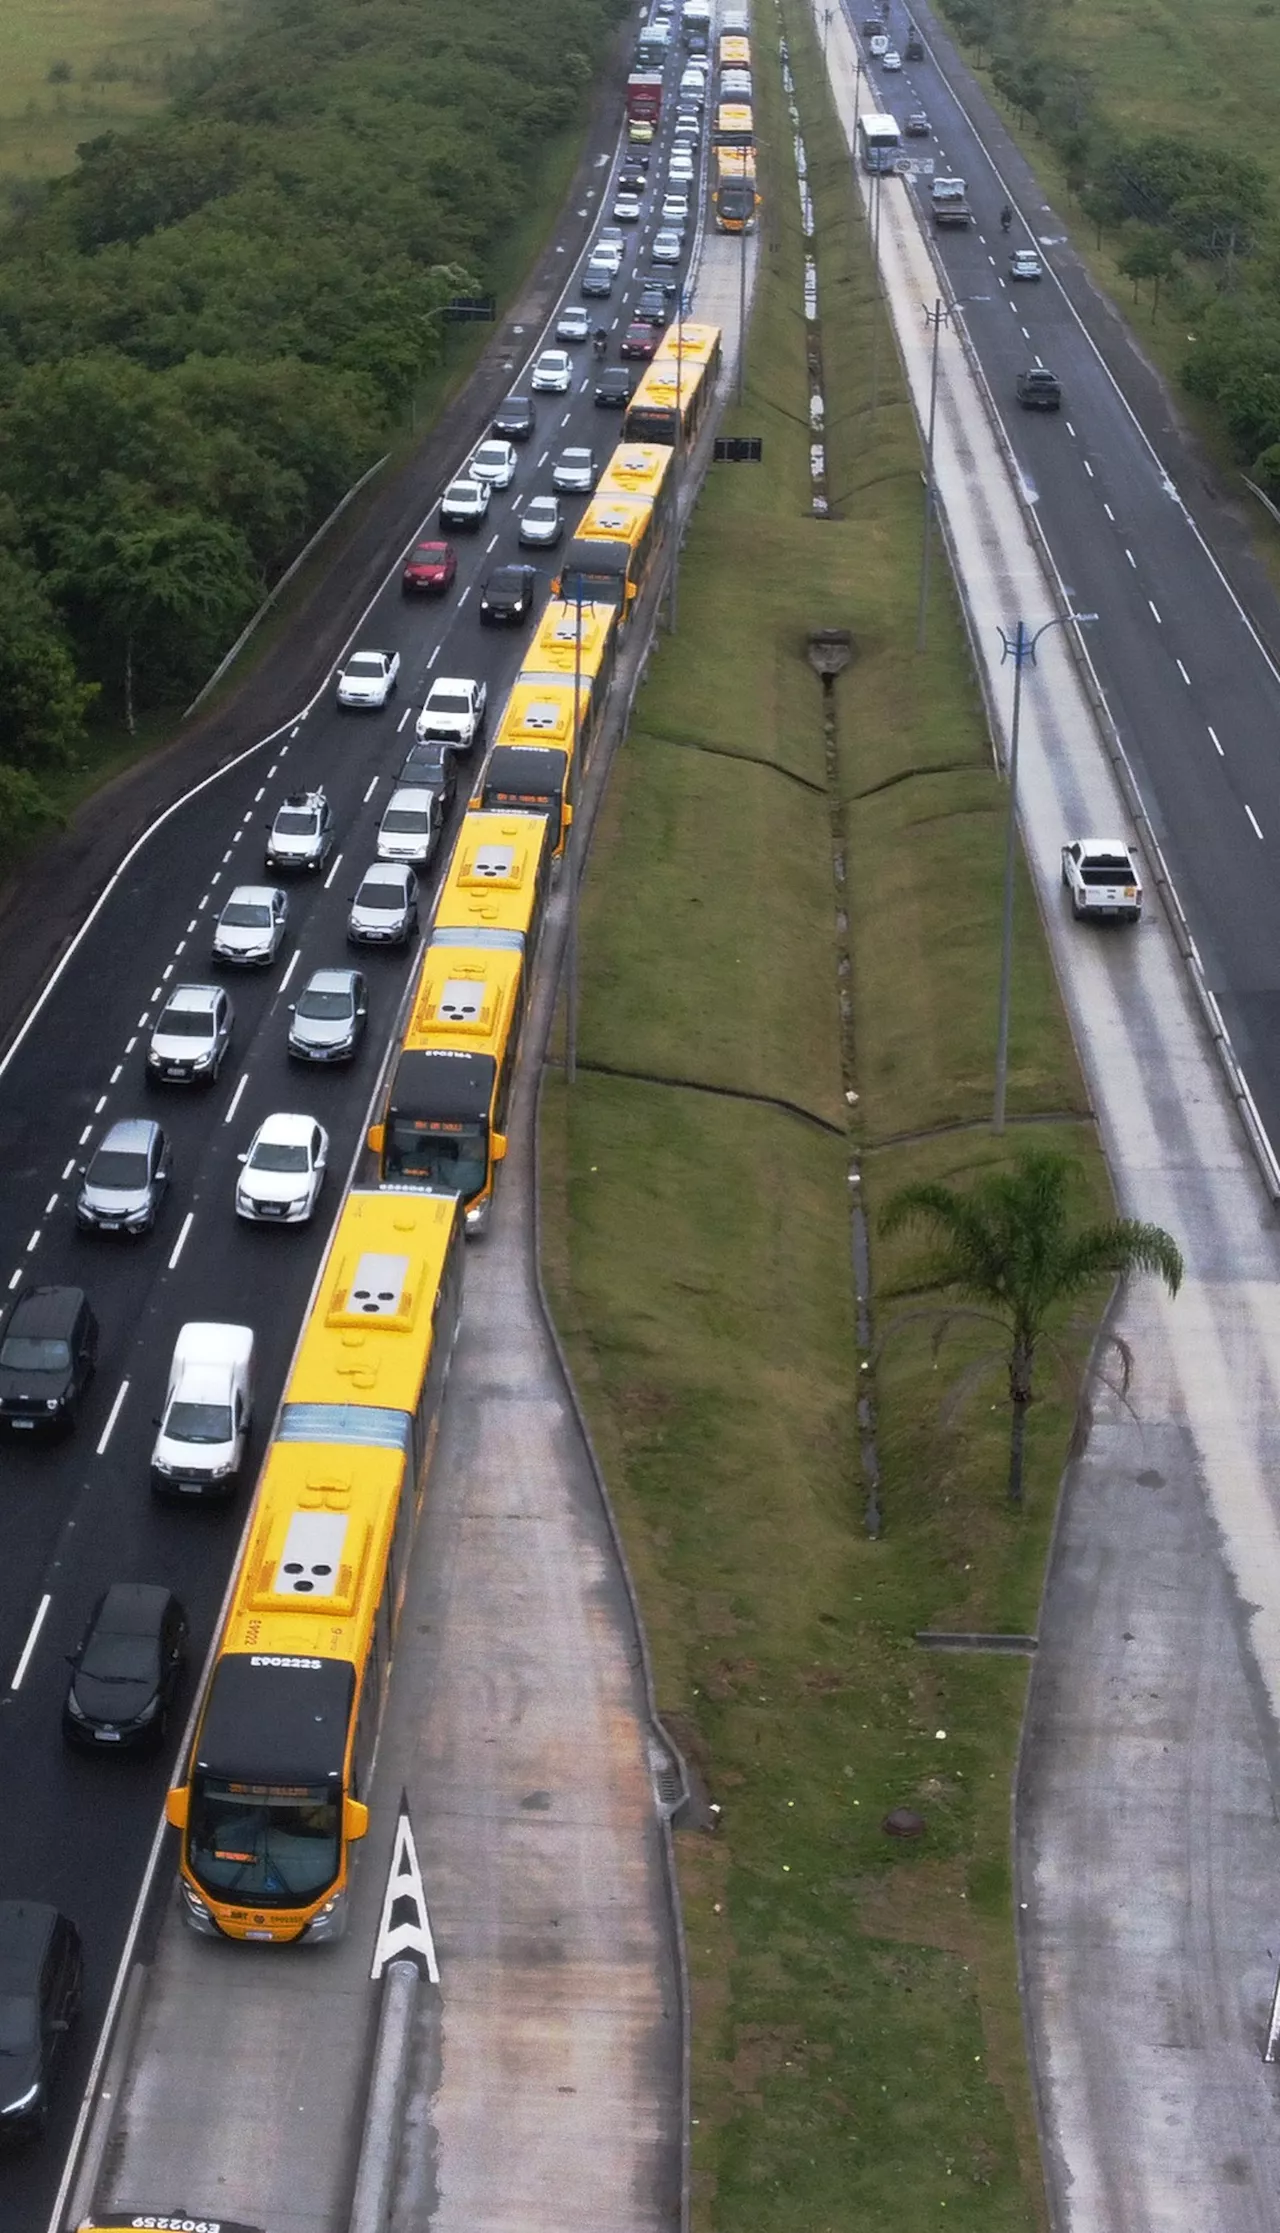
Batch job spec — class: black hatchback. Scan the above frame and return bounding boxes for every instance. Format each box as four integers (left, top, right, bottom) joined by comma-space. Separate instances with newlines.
63, 1583, 188, 1754
0, 1903, 82, 2142
398, 736, 459, 812
478, 564, 538, 625
0, 1286, 97, 1437
491, 394, 536, 442
594, 366, 635, 409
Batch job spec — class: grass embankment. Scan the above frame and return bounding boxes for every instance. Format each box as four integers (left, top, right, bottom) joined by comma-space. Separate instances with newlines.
541, 2, 1110, 2227
1, 0, 229, 193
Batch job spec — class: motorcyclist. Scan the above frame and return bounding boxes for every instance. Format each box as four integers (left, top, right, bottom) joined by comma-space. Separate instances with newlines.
999, 202, 1013, 232
593, 326, 609, 358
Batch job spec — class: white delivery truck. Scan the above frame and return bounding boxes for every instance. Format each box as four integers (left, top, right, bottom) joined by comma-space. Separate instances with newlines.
150, 1322, 255, 1498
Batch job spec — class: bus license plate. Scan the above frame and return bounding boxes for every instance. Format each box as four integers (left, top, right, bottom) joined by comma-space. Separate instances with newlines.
245, 1929, 274, 1941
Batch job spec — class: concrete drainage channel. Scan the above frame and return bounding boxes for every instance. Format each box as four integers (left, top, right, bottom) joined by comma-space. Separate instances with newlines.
780, 32, 831, 516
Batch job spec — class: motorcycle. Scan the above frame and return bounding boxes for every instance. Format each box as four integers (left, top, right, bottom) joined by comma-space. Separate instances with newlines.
592, 329, 609, 359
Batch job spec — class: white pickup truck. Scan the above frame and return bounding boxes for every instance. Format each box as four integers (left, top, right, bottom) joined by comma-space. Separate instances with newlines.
416, 675, 488, 754
151, 1322, 255, 1498
1061, 838, 1143, 922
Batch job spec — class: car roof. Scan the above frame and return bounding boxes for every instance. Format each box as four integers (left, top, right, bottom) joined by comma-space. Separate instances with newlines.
1078, 837, 1134, 857
475, 437, 511, 453
304, 966, 360, 993
95, 1582, 174, 1634
279, 787, 323, 809
7, 1285, 87, 1338
95, 1116, 159, 1156
255, 1110, 318, 1140
446, 475, 482, 490
499, 391, 533, 404
0, 1901, 60, 1985
163, 982, 221, 1014
525, 492, 560, 508
225, 884, 280, 904
386, 786, 436, 808
360, 860, 413, 886
428, 675, 476, 692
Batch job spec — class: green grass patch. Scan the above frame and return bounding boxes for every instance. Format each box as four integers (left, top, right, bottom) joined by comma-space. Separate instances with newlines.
0, 0, 233, 193
541, 1, 1112, 2227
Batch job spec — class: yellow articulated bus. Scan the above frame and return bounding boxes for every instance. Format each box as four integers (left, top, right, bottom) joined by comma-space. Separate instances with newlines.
622, 323, 724, 449
78, 2220, 265, 2233
596, 440, 676, 538
713, 99, 754, 148
165, 1187, 465, 1945
465, 598, 621, 862
553, 492, 662, 618
368, 811, 553, 1232
714, 144, 758, 231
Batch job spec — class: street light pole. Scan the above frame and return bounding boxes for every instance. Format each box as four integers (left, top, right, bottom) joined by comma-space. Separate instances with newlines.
737, 215, 748, 405
667, 297, 687, 633
992, 611, 1097, 1130
916, 294, 988, 652
565, 584, 585, 1086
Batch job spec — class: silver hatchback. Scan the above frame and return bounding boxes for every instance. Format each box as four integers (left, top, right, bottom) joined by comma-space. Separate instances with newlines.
76, 1118, 171, 1235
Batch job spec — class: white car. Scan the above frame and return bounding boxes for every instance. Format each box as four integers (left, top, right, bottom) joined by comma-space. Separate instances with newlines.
668, 152, 695, 183
613, 192, 644, 222
150, 1322, 254, 1497
440, 474, 491, 528
590, 238, 624, 275
557, 304, 591, 342
146, 983, 233, 1085
1010, 247, 1043, 280
416, 674, 487, 752
881, 46, 902, 66
264, 787, 333, 873
1061, 838, 1143, 922
336, 648, 400, 709
377, 785, 442, 865
347, 861, 419, 946
212, 884, 288, 967
661, 193, 690, 225
519, 494, 564, 546
552, 446, 597, 494
236, 1112, 329, 1225
532, 348, 574, 393
869, 30, 888, 53
652, 229, 683, 265
469, 438, 518, 489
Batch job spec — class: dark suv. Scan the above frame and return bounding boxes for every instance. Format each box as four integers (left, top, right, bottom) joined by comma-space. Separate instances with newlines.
0, 1903, 82, 2141
398, 736, 459, 813
491, 394, 536, 443
0, 1287, 97, 1437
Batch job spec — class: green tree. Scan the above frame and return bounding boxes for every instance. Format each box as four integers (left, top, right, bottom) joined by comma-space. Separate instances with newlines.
1118, 226, 1179, 316
0, 529, 96, 772
879, 1149, 1183, 1507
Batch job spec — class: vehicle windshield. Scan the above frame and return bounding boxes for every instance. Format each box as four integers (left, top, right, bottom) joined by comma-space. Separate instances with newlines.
157, 1007, 212, 1037
345, 656, 385, 676
385, 1119, 489, 1200
487, 573, 522, 596
221, 901, 271, 928
411, 545, 447, 564
475, 447, 504, 465
251, 1142, 309, 1173
0, 1333, 69, 1372
0, 1996, 37, 2056
164, 1400, 233, 1444
297, 986, 352, 1019
356, 880, 401, 911
526, 501, 558, 519
382, 809, 431, 833
274, 811, 316, 837
188, 1778, 341, 1907
88, 1150, 149, 1189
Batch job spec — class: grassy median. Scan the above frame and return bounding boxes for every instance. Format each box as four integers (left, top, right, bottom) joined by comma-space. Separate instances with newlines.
541, 2, 1109, 2228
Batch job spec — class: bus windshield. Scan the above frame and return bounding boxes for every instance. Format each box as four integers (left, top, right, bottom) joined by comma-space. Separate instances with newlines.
189, 1778, 340, 1907
386, 1119, 489, 1200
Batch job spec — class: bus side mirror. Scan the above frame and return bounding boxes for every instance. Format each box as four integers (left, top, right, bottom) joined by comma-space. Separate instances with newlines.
344, 1797, 370, 1842
562, 802, 575, 829
367, 1123, 385, 1155
491, 1133, 508, 1163
165, 1787, 189, 1831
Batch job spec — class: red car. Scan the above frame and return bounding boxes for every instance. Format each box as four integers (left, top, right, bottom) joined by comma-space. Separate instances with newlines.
402, 539, 457, 596
620, 322, 659, 360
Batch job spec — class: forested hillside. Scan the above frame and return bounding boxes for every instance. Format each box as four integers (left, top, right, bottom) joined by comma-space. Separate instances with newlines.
0, 0, 626, 849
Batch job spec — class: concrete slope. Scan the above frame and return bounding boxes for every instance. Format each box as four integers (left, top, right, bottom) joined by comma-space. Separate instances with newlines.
815, 9, 1280, 2229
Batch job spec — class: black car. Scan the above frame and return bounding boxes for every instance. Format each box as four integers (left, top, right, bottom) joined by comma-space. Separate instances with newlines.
398, 736, 460, 812
0, 1903, 81, 2141
63, 1583, 188, 1754
635, 287, 669, 326
639, 269, 679, 298
0, 1286, 97, 1437
491, 393, 536, 443
478, 564, 538, 625
619, 165, 648, 194
594, 366, 635, 409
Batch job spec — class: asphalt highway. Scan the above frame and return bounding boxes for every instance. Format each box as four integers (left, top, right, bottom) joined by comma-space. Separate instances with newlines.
0, 38, 702, 2225
849, 5, 1280, 1140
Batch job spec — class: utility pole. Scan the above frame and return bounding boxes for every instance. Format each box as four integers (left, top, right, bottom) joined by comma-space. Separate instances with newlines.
565, 585, 585, 1086
667, 294, 687, 633
916, 294, 988, 652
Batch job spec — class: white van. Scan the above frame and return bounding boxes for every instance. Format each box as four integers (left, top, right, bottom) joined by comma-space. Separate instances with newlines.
151, 1323, 254, 1498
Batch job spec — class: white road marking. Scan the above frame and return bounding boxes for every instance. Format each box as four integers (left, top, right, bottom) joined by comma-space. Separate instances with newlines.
536, 449, 550, 469
324, 850, 344, 891
79, 1124, 93, 1144
1125, 549, 1136, 568
7, 1268, 21, 1292
125, 1036, 136, 1054
222, 849, 233, 864
1021, 324, 1031, 339
198, 895, 210, 910
579, 376, 591, 391
1208, 725, 1224, 756
44, 1196, 57, 1216
10, 1597, 51, 1692
254, 786, 265, 803
1103, 503, 1115, 521
187, 918, 198, 934
1082, 459, 1093, 478
94, 1094, 107, 1113
278, 946, 301, 995
151, 986, 163, 1003
427, 645, 440, 669
397, 706, 412, 732
458, 585, 471, 607
223, 1072, 249, 1126
161, 963, 174, 981
1247, 804, 1265, 841
291, 724, 300, 738
25, 1229, 39, 1253
168, 1211, 194, 1269
242, 810, 253, 825
486, 532, 500, 553
1177, 659, 1191, 685
110, 1065, 122, 1084
1148, 599, 1162, 624
267, 763, 278, 779
363, 776, 380, 803
62, 1161, 75, 1181
561, 409, 573, 426
95, 1378, 130, 1456
175, 941, 185, 957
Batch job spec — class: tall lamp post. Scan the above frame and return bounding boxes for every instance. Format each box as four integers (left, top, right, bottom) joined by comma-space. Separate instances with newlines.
992, 611, 1098, 1131
916, 294, 988, 653
565, 582, 586, 1086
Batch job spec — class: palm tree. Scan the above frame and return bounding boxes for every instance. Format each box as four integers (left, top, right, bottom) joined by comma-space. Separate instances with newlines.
879, 1149, 1183, 1506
